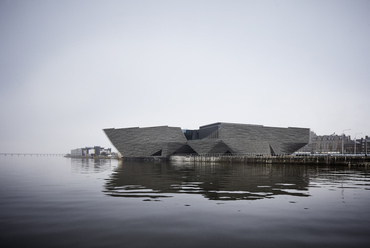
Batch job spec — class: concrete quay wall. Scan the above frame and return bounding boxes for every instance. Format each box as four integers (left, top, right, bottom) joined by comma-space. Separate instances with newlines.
169, 155, 370, 166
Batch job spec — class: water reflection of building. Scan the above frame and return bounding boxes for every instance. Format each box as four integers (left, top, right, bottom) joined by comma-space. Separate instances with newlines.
104, 161, 310, 201
70, 158, 113, 174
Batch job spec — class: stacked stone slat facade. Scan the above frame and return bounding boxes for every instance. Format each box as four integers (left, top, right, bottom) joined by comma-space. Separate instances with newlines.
104, 122, 310, 158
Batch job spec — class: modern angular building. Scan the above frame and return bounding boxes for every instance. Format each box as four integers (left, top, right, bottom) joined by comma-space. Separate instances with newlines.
104, 122, 310, 159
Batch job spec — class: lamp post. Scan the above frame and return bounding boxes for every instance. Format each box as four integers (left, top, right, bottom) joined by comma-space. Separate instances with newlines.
354, 133, 362, 155
342, 129, 351, 155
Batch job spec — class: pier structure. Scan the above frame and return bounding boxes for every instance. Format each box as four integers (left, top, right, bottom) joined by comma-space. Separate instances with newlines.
0, 153, 65, 156
168, 154, 370, 166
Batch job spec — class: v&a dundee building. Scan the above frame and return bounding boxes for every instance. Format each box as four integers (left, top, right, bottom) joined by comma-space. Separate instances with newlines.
103, 122, 310, 159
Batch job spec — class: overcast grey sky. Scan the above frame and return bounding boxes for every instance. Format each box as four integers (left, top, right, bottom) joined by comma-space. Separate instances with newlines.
1, 0, 369, 153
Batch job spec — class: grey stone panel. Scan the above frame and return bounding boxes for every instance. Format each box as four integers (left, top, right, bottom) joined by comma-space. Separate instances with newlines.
172, 144, 198, 155
280, 142, 308, 154
103, 126, 186, 157
198, 123, 221, 139
268, 141, 284, 155
218, 123, 309, 155
207, 140, 234, 154
223, 139, 271, 155
187, 139, 223, 154
163, 142, 188, 157
125, 142, 163, 157
219, 123, 309, 143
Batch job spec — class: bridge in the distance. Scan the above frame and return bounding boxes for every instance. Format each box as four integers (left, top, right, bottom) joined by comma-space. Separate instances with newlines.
0, 153, 65, 156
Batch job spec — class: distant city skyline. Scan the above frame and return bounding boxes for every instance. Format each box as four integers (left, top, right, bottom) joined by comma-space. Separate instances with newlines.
1, 0, 369, 153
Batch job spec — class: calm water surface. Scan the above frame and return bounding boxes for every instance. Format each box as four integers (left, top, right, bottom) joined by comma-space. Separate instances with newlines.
0, 156, 369, 248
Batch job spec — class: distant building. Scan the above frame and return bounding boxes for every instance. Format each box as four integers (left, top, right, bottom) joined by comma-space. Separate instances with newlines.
313, 133, 351, 154
357, 136, 370, 154
298, 132, 351, 154
298, 132, 370, 154
104, 122, 310, 158
344, 136, 370, 154
70, 146, 111, 157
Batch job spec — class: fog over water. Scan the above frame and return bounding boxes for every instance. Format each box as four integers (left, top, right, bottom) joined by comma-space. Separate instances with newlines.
1, 156, 369, 247
1, 0, 370, 153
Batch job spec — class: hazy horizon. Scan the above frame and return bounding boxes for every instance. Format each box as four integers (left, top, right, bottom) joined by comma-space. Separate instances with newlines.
1, 0, 369, 153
